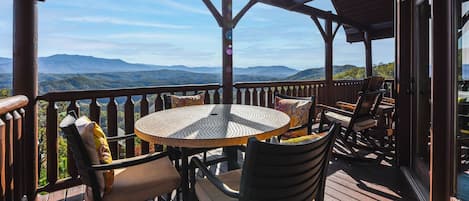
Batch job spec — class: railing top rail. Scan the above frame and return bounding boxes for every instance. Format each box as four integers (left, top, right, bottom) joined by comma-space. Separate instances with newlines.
0, 95, 28, 114
234, 80, 326, 88
37, 83, 221, 102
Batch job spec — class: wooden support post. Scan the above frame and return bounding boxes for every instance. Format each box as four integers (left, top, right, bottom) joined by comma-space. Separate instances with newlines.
364, 32, 373, 77
13, 0, 38, 199
222, 0, 233, 104
312, 14, 338, 105
203, 0, 256, 170
324, 16, 334, 105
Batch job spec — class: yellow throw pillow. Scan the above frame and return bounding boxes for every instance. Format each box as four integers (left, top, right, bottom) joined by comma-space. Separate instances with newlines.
75, 116, 114, 196
280, 134, 322, 145
274, 97, 312, 139
170, 93, 205, 108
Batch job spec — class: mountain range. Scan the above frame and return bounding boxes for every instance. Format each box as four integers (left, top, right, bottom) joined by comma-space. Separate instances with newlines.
0, 54, 361, 94
0, 54, 298, 77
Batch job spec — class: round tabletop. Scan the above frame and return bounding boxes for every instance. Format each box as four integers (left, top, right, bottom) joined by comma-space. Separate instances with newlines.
135, 104, 291, 148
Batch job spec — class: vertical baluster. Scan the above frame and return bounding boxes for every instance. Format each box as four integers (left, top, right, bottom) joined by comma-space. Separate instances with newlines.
244, 89, 251, 105
268, 87, 274, 108
154, 94, 163, 152
259, 87, 266, 107
155, 94, 163, 112
286, 86, 292, 96
300, 85, 305, 97
12, 110, 23, 199
140, 95, 149, 154
46, 102, 58, 187
124, 96, 135, 158
107, 97, 118, 159
306, 85, 311, 97
236, 88, 242, 104
89, 98, 101, 123
214, 89, 220, 104
182, 91, 187, 96
3, 113, 13, 201
280, 86, 286, 95
66, 101, 79, 178
293, 86, 299, 97
204, 90, 210, 104
0, 118, 5, 201
252, 88, 258, 106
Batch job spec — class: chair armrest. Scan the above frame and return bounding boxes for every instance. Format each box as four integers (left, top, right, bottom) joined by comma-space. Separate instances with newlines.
90, 151, 169, 171
317, 104, 354, 117
288, 124, 308, 132
190, 157, 240, 198
336, 101, 356, 111
107, 133, 136, 142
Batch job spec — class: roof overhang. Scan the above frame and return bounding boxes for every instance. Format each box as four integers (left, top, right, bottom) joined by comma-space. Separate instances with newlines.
258, 0, 394, 43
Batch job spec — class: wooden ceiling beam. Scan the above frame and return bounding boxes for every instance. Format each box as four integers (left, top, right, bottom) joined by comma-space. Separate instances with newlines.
258, 0, 369, 31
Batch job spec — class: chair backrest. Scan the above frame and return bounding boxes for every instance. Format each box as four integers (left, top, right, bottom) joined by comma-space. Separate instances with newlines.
361, 76, 385, 92
353, 90, 383, 120
238, 123, 340, 201
275, 93, 316, 135
59, 113, 102, 201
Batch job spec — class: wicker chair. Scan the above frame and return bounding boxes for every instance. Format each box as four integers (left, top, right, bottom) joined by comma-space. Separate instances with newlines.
59, 113, 180, 201
189, 123, 340, 201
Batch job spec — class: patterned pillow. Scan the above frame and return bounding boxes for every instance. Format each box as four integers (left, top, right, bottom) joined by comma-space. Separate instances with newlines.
75, 116, 114, 197
170, 93, 205, 108
275, 97, 312, 139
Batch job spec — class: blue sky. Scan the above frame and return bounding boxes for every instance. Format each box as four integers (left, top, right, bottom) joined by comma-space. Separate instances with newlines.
0, 0, 394, 70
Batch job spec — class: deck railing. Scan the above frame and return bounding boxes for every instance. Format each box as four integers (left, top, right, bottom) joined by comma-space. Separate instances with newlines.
0, 95, 28, 201
0, 79, 394, 198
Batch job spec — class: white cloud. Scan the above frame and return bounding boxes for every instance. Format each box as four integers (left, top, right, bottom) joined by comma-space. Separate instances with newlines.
63, 16, 192, 29
157, 0, 210, 15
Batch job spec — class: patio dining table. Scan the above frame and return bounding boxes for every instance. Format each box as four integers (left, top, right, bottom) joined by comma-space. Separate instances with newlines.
134, 104, 290, 200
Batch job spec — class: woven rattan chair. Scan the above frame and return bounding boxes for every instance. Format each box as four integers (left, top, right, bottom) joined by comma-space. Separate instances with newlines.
59, 113, 180, 201
189, 123, 340, 201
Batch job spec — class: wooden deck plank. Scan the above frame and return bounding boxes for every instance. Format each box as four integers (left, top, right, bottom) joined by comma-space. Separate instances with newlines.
47, 189, 66, 201
65, 185, 85, 201
35, 193, 49, 201
41, 148, 417, 201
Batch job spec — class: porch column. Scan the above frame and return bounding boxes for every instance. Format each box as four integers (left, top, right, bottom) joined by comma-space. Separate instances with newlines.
364, 31, 373, 77
312, 13, 339, 105
222, 0, 233, 104
13, 0, 38, 199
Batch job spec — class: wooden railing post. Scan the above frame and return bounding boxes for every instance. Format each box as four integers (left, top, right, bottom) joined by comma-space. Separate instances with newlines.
13, 0, 38, 198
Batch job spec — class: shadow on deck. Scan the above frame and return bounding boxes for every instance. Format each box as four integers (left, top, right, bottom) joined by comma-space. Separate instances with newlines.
37, 141, 416, 201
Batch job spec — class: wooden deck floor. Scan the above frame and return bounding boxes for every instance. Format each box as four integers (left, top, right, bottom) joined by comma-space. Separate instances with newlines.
37, 144, 417, 201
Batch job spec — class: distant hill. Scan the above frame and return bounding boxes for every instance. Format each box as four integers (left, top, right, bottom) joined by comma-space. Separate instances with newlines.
0, 54, 298, 78
0, 69, 277, 94
333, 62, 394, 80
285, 65, 357, 80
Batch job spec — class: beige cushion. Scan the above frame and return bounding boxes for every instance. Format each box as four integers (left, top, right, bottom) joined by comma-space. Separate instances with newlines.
324, 112, 377, 131
195, 169, 242, 201
101, 156, 180, 201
